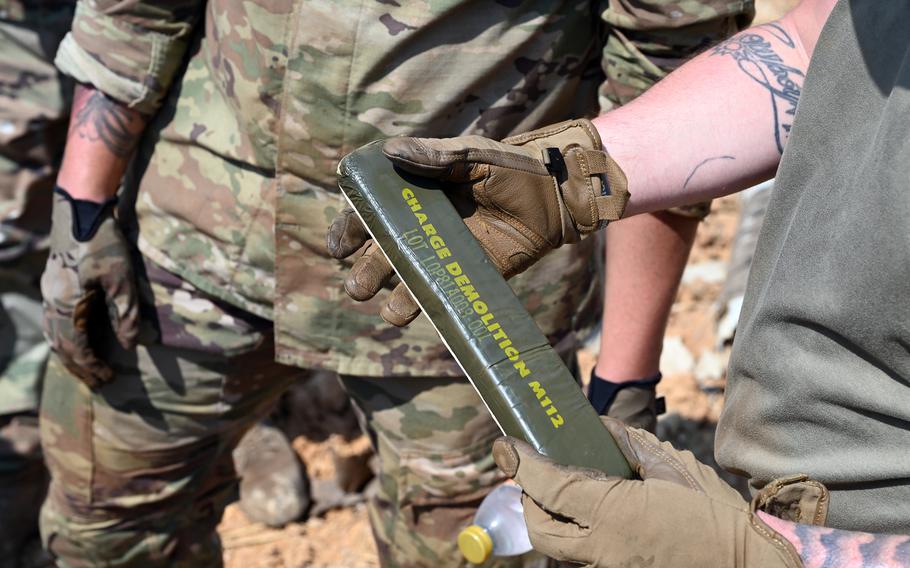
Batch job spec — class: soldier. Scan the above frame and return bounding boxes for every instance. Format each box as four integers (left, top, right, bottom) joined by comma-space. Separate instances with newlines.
336, 0, 910, 565
0, 2, 73, 563
0, 7, 307, 566
40, 2, 752, 567
590, 1, 753, 430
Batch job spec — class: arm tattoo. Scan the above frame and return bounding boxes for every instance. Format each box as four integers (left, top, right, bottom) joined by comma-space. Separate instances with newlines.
759, 512, 910, 567
711, 23, 805, 154
72, 90, 141, 158
683, 155, 735, 190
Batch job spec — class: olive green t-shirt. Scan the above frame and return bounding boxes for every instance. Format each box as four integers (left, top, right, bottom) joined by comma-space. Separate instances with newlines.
716, 0, 910, 534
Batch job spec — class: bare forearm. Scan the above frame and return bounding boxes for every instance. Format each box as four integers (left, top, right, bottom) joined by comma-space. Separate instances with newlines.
596, 212, 697, 380
594, 1, 835, 215
56, 84, 148, 202
758, 512, 910, 567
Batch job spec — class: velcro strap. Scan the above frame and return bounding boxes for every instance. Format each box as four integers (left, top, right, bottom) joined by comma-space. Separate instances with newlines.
583, 150, 612, 175
596, 195, 627, 221
593, 151, 630, 222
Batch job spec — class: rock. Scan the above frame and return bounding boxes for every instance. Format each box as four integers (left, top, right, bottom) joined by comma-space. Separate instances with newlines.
331, 435, 374, 493
716, 296, 744, 347
681, 260, 727, 285
234, 421, 310, 528
660, 336, 695, 376
309, 478, 366, 518
694, 349, 729, 386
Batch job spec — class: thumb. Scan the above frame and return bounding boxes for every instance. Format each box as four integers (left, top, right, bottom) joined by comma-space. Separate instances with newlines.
382, 136, 465, 179
600, 416, 648, 475
382, 136, 510, 182
601, 416, 716, 494
492, 436, 611, 522
379, 283, 421, 327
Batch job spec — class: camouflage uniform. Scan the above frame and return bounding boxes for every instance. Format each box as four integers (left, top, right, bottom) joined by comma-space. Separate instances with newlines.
44, 1, 751, 566
0, 0, 72, 414
0, 0, 73, 562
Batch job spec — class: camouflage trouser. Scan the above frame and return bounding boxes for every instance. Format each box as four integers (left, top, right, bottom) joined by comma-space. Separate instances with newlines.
599, 0, 755, 220
0, 251, 49, 564
39, 261, 303, 567
339, 366, 585, 568
340, 374, 508, 568
0, 252, 47, 421
39, 259, 520, 567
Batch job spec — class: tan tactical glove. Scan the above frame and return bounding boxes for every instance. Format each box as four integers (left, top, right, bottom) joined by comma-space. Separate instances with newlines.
587, 370, 665, 432
492, 417, 828, 568
327, 119, 630, 326
41, 187, 139, 389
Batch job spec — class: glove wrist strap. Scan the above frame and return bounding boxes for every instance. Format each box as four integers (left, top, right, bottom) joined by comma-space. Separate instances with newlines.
593, 153, 631, 226
55, 186, 118, 242
587, 369, 664, 416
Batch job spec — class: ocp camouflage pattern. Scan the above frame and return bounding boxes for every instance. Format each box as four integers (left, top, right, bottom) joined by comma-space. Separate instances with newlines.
600, 0, 755, 108
0, 0, 73, 427
52, 1, 755, 565
39, 260, 298, 567
59, 0, 612, 378
0, 0, 73, 243
0, 4, 73, 558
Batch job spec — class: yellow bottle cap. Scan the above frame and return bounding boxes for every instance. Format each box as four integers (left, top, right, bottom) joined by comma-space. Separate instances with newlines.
458, 525, 493, 564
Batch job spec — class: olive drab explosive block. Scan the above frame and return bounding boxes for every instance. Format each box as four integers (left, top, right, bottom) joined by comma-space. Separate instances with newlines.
338, 141, 633, 477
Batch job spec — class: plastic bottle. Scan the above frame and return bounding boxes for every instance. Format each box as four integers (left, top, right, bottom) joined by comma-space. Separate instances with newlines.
458, 483, 532, 564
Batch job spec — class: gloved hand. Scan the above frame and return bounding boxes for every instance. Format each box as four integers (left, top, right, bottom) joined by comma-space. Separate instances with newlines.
327, 119, 630, 326
41, 187, 139, 389
587, 370, 665, 432
492, 417, 829, 568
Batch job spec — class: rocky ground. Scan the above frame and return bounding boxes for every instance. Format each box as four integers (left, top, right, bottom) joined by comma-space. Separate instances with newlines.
216, 194, 745, 567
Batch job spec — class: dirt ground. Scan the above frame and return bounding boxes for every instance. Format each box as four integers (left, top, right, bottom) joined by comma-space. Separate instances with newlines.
218, 195, 743, 568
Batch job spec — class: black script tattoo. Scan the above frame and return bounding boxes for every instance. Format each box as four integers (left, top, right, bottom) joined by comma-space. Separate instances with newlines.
712, 23, 804, 154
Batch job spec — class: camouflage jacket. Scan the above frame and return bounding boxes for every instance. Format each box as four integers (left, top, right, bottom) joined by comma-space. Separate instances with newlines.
55, 0, 750, 376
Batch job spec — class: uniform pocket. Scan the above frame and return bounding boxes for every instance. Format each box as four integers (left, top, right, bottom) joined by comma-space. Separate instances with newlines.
392, 427, 505, 538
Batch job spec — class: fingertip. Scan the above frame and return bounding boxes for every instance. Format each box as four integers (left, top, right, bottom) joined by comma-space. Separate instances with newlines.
381, 137, 420, 161
382, 285, 420, 326
343, 274, 374, 302
379, 302, 413, 327
326, 221, 346, 258
492, 437, 521, 478
326, 209, 368, 259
